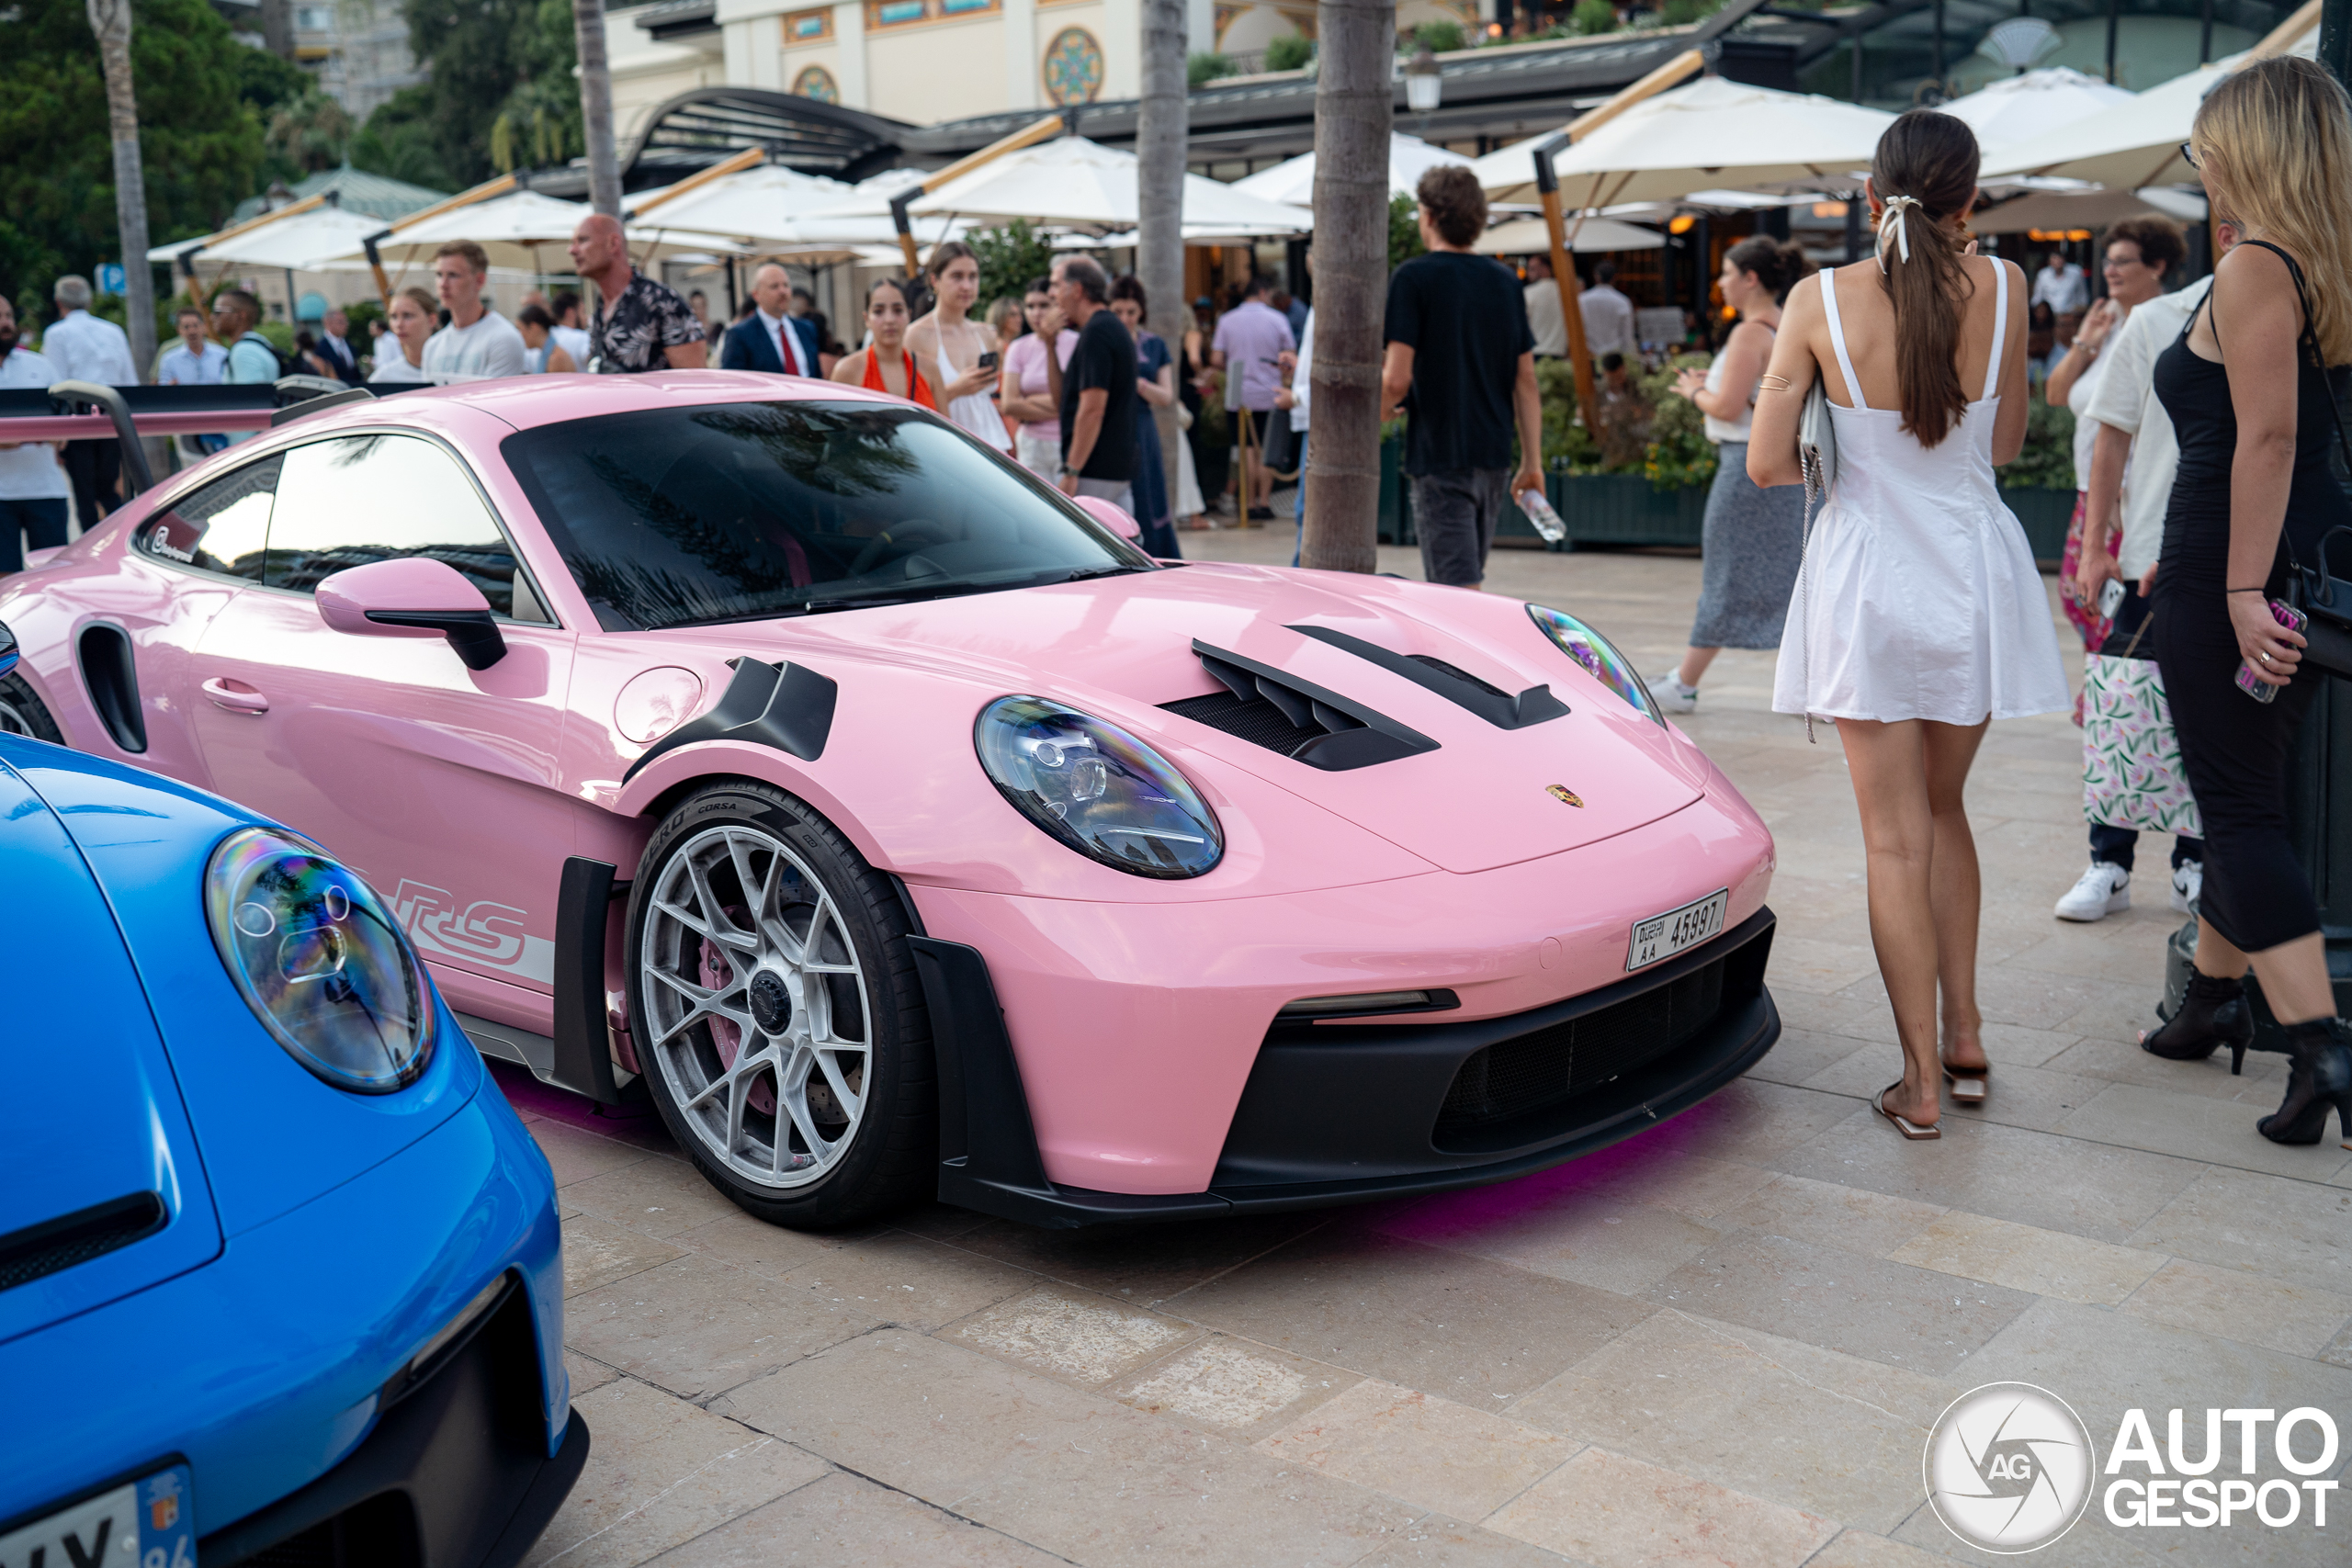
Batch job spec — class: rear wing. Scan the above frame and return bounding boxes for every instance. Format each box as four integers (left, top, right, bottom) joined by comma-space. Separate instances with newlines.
0, 378, 388, 498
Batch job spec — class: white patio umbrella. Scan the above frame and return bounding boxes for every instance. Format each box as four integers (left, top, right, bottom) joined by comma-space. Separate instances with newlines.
1468, 76, 1899, 209
623, 164, 857, 245
1980, 13, 2316, 187
1475, 215, 1661, 254
1938, 68, 2135, 156
148, 207, 391, 271
800, 137, 1312, 236
355, 190, 738, 271
1231, 131, 1471, 207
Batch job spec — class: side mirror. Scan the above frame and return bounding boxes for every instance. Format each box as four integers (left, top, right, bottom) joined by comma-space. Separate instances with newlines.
1072, 493, 1142, 542
316, 557, 507, 671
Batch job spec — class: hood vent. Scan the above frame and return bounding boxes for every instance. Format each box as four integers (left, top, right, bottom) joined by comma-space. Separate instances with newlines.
1163, 640, 1440, 771
0, 1191, 166, 1294
1288, 625, 1569, 729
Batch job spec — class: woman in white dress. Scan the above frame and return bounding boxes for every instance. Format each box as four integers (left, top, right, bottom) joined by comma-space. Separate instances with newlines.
906, 242, 1011, 453
1750, 109, 2069, 1140
368, 288, 437, 385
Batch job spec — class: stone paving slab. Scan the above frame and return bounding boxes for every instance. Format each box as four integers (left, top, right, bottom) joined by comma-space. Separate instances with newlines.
503, 543, 2350, 1567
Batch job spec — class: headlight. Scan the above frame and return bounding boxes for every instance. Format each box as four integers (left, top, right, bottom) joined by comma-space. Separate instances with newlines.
205, 826, 435, 1092
1526, 604, 1665, 726
976, 695, 1224, 878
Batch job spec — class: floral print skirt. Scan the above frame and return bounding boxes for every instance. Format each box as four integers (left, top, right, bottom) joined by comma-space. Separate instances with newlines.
2082, 652, 2203, 837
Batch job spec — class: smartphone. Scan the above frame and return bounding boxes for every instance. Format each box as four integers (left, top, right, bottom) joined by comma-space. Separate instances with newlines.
2235, 598, 2308, 703
2098, 578, 2126, 620
977, 352, 999, 372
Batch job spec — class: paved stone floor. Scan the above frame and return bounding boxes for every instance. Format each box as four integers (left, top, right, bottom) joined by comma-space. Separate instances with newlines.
505, 535, 2352, 1568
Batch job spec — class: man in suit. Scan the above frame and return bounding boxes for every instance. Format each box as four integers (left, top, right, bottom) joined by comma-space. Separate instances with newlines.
315, 309, 365, 385
718, 264, 821, 378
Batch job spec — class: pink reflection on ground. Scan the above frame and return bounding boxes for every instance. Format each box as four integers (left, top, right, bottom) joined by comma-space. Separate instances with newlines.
1384, 1119, 1690, 1243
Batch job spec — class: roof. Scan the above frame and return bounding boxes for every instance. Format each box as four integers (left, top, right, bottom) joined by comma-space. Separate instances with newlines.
230, 165, 451, 224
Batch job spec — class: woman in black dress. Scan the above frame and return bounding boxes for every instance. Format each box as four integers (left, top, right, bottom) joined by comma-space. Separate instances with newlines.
2139, 56, 2352, 1143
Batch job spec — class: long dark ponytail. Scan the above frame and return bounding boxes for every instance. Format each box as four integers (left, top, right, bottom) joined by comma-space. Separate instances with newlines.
1871, 110, 1982, 448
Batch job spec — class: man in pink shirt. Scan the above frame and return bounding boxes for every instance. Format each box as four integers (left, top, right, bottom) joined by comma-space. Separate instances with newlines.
1209, 276, 1295, 520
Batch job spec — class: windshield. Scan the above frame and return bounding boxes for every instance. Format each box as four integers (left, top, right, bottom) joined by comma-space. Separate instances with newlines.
501, 400, 1151, 631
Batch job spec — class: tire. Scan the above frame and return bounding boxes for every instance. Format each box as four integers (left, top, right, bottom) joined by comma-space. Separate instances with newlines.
624, 779, 934, 1228
0, 673, 62, 743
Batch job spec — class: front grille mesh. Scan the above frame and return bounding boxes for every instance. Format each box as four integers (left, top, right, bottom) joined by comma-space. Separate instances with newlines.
0, 1191, 165, 1293
1437, 959, 1726, 1139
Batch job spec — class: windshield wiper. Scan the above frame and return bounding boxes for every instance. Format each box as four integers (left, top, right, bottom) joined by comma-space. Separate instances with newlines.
1035, 564, 1151, 586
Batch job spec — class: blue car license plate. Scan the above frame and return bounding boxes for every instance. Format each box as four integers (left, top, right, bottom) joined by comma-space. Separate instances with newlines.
0, 1465, 193, 1568
1626, 888, 1727, 972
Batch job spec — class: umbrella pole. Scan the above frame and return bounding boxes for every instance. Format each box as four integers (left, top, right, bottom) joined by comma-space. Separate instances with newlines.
1531, 137, 1600, 447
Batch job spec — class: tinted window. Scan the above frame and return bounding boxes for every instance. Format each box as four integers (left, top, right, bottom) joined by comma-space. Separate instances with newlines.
501, 401, 1147, 632
266, 434, 547, 620
139, 456, 279, 581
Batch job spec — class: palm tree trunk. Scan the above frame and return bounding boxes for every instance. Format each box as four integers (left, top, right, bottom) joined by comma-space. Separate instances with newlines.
1136, 0, 1189, 500
1300, 0, 1392, 573
573, 0, 624, 217
86, 0, 154, 380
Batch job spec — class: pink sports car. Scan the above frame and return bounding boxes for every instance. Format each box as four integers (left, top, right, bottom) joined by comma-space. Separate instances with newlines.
0, 373, 1780, 1228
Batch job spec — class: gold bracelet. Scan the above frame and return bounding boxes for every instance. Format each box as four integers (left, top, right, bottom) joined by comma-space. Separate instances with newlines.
1757, 374, 1792, 393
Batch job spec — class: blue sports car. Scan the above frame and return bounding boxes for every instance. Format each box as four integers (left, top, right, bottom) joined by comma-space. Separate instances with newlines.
0, 630, 586, 1568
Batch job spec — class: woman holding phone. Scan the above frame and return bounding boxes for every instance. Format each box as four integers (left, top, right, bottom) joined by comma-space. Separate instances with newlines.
2134, 57, 2352, 1142
907, 242, 1009, 451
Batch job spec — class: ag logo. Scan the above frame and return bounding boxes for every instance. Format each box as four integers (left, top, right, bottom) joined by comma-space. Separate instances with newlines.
1926, 1382, 2098, 1553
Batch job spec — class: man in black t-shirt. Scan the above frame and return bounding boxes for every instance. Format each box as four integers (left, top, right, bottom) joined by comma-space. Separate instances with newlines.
1046, 255, 1137, 512
1383, 166, 1544, 589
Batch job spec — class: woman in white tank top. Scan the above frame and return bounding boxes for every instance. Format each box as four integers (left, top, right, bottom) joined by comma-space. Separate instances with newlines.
906, 242, 1012, 452
1750, 110, 2067, 1141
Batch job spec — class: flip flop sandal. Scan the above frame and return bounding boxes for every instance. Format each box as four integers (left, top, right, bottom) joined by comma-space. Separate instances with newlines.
1876, 1083, 1941, 1140
1941, 1063, 1990, 1106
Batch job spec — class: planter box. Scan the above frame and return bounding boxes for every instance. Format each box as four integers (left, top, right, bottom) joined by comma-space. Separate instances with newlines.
1377, 434, 1414, 545
2002, 486, 2075, 567
1511, 472, 1707, 551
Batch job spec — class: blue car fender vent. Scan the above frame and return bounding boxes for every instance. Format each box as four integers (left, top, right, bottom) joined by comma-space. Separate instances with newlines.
0, 1190, 165, 1293
1164, 640, 1439, 771
1285, 624, 1569, 729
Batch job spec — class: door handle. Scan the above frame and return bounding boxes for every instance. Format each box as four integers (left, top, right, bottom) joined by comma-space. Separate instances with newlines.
201, 677, 269, 715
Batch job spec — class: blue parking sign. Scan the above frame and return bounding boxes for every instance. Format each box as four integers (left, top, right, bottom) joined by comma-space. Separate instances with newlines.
96, 263, 127, 295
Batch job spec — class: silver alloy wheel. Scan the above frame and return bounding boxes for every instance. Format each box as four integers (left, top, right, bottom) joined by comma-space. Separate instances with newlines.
0, 694, 36, 736
640, 824, 872, 1189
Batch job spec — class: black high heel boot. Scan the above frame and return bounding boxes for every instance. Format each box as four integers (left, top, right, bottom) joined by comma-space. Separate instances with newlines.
2142, 970, 2256, 1074
2257, 1019, 2352, 1145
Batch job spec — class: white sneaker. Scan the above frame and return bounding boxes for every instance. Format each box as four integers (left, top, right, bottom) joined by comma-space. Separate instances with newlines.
2055, 862, 2132, 921
2171, 861, 2203, 913
1650, 671, 1699, 715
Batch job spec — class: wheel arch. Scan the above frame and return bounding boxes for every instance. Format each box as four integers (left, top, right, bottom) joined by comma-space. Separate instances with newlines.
608, 743, 900, 878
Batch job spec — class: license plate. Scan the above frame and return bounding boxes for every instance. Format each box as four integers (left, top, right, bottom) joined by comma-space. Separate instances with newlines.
0, 1465, 193, 1568
1627, 889, 1728, 972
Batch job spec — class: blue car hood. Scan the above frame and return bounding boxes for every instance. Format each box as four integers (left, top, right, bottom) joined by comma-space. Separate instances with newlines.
1, 741, 481, 1278
0, 757, 220, 1344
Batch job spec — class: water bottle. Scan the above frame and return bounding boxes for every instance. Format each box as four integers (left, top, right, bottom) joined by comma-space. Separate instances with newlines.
1516, 486, 1566, 544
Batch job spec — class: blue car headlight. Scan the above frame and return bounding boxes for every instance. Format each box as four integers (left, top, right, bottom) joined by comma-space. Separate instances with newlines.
1526, 604, 1665, 726
205, 826, 435, 1093
976, 695, 1224, 879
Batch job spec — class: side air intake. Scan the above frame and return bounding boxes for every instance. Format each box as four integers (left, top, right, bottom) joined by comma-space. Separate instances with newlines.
1160, 640, 1439, 771
1287, 624, 1569, 728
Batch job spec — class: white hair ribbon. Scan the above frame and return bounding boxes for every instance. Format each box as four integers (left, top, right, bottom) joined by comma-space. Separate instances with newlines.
1875, 195, 1923, 275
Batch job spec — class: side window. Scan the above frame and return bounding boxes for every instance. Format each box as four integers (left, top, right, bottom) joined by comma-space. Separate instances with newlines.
138, 456, 280, 581
266, 434, 551, 621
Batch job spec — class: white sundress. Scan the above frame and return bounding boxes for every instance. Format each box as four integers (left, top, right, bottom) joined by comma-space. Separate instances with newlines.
935, 334, 1011, 452
1773, 258, 2070, 726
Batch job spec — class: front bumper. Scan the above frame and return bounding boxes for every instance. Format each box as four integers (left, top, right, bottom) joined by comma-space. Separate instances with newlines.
198, 1281, 589, 1568
0, 1066, 573, 1558
912, 908, 1778, 1228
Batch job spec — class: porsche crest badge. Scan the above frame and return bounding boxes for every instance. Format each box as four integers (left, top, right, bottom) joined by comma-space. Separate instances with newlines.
1546, 785, 1584, 807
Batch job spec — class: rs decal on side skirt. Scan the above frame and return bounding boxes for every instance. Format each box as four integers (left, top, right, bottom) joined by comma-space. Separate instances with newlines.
391, 880, 555, 985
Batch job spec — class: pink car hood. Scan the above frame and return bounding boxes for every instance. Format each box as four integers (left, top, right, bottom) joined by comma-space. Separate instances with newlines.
699, 561, 1711, 878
